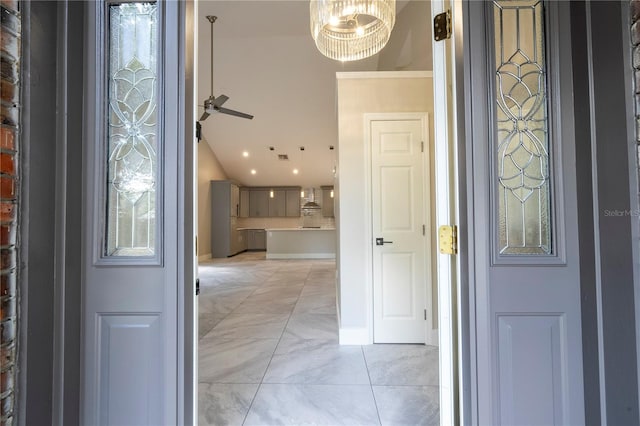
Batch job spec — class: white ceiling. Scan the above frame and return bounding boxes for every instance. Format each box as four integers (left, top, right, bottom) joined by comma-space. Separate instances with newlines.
196, 0, 430, 187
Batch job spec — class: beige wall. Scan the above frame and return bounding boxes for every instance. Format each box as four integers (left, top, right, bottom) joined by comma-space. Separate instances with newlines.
336, 72, 436, 340
198, 139, 227, 259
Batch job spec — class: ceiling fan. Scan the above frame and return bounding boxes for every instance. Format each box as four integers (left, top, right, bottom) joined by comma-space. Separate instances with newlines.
199, 16, 253, 121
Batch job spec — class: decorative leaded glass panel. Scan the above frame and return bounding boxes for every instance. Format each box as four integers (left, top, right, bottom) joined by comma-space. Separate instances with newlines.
105, 2, 158, 257
493, 0, 551, 255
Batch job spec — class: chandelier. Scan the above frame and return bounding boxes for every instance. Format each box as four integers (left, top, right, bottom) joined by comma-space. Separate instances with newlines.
310, 0, 396, 62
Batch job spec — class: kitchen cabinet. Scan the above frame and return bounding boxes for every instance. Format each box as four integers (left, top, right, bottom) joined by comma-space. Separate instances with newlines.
239, 188, 250, 217
249, 189, 269, 217
321, 186, 334, 217
285, 189, 301, 217
231, 229, 247, 255
247, 229, 266, 250
230, 184, 240, 217
268, 190, 286, 216
210, 180, 245, 258
244, 186, 301, 217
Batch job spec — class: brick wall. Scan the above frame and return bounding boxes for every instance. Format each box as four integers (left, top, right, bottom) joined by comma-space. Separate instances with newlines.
0, 0, 19, 424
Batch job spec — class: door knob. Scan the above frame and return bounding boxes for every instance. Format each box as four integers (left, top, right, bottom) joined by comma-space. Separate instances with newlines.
375, 237, 393, 246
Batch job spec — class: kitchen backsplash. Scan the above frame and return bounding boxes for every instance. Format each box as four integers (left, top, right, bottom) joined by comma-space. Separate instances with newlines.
238, 216, 335, 229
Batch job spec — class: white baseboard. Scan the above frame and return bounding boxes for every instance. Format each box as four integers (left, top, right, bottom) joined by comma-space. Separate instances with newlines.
266, 253, 336, 260
339, 327, 371, 345
198, 253, 212, 262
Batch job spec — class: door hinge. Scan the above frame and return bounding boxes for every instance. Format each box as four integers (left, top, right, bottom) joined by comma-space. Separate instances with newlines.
421, 141, 424, 153
424, 309, 427, 320
433, 10, 451, 41
423, 224, 426, 236
438, 225, 458, 255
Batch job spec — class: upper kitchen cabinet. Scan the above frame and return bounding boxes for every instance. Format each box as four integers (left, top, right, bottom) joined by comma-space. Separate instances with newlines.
285, 189, 301, 217
321, 186, 334, 217
249, 189, 269, 217
242, 186, 301, 217
239, 188, 250, 218
268, 190, 286, 217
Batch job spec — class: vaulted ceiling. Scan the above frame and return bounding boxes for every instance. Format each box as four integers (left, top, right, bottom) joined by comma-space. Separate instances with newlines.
196, 0, 431, 187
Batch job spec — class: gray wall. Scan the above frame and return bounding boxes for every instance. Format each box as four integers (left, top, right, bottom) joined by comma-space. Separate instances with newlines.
18, 1, 83, 424
377, 0, 433, 71
565, 2, 638, 424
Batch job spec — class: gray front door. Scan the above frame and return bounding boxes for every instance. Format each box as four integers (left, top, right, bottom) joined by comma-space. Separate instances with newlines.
81, 1, 194, 424
465, 1, 585, 423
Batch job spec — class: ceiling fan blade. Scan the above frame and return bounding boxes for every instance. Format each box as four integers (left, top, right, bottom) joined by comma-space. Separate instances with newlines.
213, 95, 229, 107
216, 107, 254, 120
199, 110, 210, 121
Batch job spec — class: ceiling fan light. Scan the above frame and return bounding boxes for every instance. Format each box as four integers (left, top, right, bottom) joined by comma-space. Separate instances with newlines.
310, 0, 396, 62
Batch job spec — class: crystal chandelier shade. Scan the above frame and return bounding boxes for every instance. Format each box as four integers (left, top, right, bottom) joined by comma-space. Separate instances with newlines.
310, 0, 396, 62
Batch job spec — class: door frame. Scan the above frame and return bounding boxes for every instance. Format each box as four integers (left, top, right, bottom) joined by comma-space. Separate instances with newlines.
179, 0, 197, 423
430, 0, 470, 424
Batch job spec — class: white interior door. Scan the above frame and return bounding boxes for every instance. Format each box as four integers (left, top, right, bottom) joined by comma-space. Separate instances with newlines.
81, 1, 193, 424
370, 115, 430, 344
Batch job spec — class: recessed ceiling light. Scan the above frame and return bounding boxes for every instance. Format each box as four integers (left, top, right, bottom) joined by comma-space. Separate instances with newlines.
293, 169, 299, 175
242, 151, 249, 157
251, 169, 257, 175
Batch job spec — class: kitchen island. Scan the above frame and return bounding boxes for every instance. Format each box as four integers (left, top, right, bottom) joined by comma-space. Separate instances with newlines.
266, 228, 336, 259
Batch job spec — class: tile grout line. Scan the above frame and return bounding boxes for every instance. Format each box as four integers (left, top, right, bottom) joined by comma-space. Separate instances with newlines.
201, 253, 283, 425
361, 345, 384, 426
239, 256, 287, 426
240, 260, 313, 425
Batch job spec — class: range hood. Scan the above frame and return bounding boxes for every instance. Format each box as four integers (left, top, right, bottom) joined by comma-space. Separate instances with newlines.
302, 188, 321, 210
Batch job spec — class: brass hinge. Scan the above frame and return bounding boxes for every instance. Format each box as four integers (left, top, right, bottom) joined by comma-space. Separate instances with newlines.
438, 225, 458, 255
433, 10, 451, 41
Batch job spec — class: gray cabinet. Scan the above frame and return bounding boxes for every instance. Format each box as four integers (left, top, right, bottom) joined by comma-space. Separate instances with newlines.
239, 188, 250, 217
232, 229, 247, 254
285, 190, 301, 217
245, 187, 301, 217
249, 190, 269, 217
321, 186, 334, 217
210, 180, 245, 258
230, 184, 240, 217
268, 190, 286, 216
247, 229, 266, 250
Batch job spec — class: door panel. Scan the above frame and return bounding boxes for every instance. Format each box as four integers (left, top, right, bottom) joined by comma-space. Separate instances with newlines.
98, 315, 162, 425
466, 1, 584, 423
496, 314, 564, 424
82, 1, 184, 423
381, 252, 415, 317
371, 117, 428, 344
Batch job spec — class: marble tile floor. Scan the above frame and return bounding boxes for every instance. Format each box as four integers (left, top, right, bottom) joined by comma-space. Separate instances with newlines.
199, 251, 439, 426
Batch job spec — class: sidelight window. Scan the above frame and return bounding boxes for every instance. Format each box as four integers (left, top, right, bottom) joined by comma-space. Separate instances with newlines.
493, 0, 552, 255
105, 2, 158, 257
